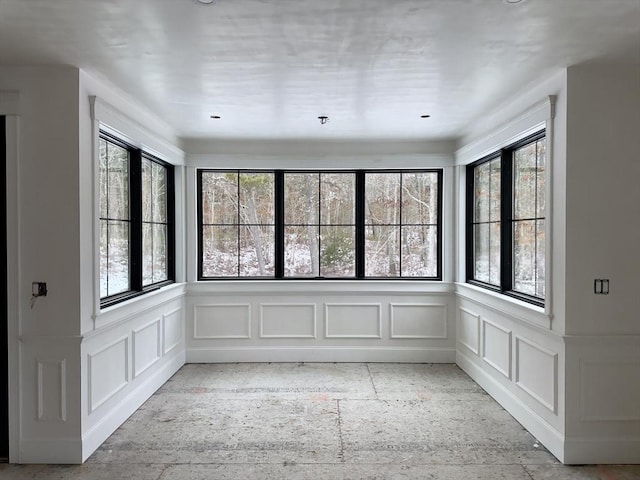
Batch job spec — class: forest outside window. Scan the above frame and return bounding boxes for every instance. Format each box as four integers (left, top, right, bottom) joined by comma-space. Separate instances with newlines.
99, 132, 175, 307
198, 169, 442, 280
466, 131, 546, 306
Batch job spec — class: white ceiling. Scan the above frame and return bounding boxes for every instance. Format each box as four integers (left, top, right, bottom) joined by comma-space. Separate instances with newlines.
1, 0, 638, 141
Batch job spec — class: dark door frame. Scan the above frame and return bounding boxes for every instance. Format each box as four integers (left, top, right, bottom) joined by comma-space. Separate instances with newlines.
1, 115, 8, 461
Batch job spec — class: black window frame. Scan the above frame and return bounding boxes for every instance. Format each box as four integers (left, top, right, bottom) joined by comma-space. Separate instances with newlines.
100, 131, 175, 308
466, 130, 546, 307
197, 169, 443, 281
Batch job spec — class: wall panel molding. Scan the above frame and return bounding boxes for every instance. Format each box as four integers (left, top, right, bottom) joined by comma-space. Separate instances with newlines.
259, 303, 316, 338
390, 303, 447, 339
458, 307, 480, 355
324, 303, 381, 338
36, 358, 67, 422
132, 319, 161, 378
163, 307, 184, 355
87, 336, 129, 413
482, 319, 512, 379
515, 336, 558, 413
193, 304, 251, 339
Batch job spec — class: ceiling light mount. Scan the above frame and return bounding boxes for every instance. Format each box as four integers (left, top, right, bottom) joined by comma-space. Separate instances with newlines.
210, 115, 221, 119
193, 0, 215, 5
420, 114, 431, 119
318, 116, 329, 125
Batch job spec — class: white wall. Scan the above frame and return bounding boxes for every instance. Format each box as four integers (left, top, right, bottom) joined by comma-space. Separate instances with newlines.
562, 64, 640, 463
184, 140, 458, 364
454, 70, 569, 462
0, 66, 188, 463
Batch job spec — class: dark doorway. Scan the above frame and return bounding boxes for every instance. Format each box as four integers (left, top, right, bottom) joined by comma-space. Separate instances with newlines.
0, 115, 8, 461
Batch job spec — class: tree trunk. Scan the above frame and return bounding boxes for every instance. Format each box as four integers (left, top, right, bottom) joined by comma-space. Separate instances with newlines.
305, 177, 319, 276
246, 189, 266, 275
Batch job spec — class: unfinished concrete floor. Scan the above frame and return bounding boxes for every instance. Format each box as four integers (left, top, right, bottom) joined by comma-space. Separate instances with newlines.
1, 363, 639, 479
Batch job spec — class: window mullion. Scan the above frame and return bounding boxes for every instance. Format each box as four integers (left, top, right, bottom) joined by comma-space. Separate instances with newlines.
130, 149, 143, 292
274, 171, 284, 278
355, 171, 365, 278
500, 149, 513, 293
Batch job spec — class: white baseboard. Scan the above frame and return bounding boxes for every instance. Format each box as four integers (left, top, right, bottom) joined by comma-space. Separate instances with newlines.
81, 350, 185, 462
456, 349, 565, 463
19, 438, 84, 464
564, 437, 640, 465
187, 346, 456, 363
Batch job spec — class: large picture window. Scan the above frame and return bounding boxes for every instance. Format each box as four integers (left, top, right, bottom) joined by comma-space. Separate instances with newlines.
198, 169, 442, 280
466, 131, 546, 305
99, 132, 175, 307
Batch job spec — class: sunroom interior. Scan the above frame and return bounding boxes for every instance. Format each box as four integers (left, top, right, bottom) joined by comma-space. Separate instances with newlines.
0, 0, 638, 466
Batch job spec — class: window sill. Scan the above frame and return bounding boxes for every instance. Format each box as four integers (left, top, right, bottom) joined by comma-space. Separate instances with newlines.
454, 282, 552, 330
188, 279, 455, 296
92, 282, 186, 333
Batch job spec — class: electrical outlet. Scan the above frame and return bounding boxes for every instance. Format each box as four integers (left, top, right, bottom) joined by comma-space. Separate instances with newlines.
594, 279, 609, 295
32, 282, 47, 297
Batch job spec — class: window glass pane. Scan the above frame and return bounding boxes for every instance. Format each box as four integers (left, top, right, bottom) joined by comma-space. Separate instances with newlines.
365, 173, 400, 225
106, 220, 130, 296
99, 220, 108, 297
365, 226, 400, 277
239, 173, 274, 225
107, 142, 129, 221
320, 173, 355, 224
142, 159, 152, 222
403, 172, 438, 225
239, 225, 275, 276
142, 223, 153, 285
152, 161, 167, 223
202, 225, 238, 277
536, 219, 545, 298
513, 220, 536, 296
473, 223, 490, 283
474, 162, 490, 223
402, 226, 437, 277
284, 173, 319, 225
513, 143, 537, 220
489, 159, 501, 222
536, 140, 546, 219
99, 139, 108, 218
284, 225, 319, 277
320, 226, 355, 277
152, 223, 168, 283
201, 172, 238, 224
489, 222, 501, 285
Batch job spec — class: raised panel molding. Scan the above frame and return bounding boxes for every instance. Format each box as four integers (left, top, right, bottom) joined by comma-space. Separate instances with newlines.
36, 358, 67, 422
458, 307, 480, 355
193, 304, 251, 339
259, 304, 316, 338
482, 319, 512, 379
163, 307, 183, 355
515, 336, 557, 413
389, 303, 447, 339
132, 318, 161, 378
579, 360, 640, 422
325, 303, 381, 338
88, 336, 129, 413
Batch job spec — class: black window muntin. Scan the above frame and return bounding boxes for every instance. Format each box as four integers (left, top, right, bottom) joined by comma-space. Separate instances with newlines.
466, 130, 546, 306
100, 131, 175, 308
198, 169, 443, 280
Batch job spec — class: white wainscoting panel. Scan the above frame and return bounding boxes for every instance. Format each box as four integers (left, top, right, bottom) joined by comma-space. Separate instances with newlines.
163, 307, 183, 355
37, 358, 67, 422
515, 336, 558, 413
88, 336, 129, 413
458, 307, 480, 355
132, 319, 161, 378
482, 319, 512, 379
390, 303, 447, 339
325, 303, 381, 338
193, 304, 251, 339
579, 360, 640, 422
259, 304, 316, 338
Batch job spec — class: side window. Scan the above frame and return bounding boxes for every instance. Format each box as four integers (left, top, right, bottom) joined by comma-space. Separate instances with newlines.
467, 131, 545, 306
99, 132, 175, 307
